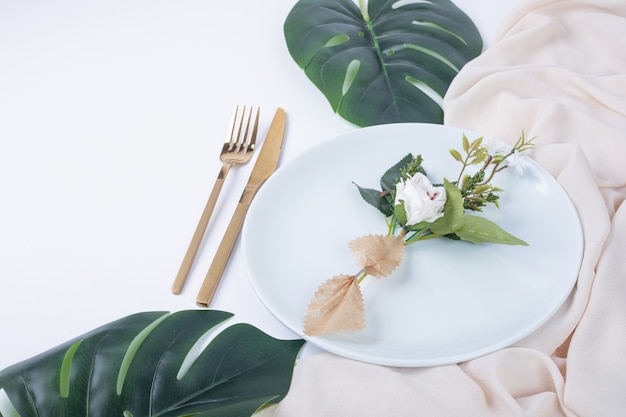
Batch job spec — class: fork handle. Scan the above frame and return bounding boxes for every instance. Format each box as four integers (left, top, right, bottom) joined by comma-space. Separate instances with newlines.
196, 201, 249, 307
171, 163, 232, 294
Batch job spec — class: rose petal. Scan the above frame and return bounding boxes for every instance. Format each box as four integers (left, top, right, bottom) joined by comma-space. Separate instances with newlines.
348, 234, 404, 278
303, 274, 365, 336
395, 173, 446, 225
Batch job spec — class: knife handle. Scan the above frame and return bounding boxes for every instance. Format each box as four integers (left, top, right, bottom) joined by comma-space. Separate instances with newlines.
196, 202, 250, 307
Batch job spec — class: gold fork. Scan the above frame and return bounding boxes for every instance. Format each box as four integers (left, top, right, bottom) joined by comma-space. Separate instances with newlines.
171, 105, 259, 294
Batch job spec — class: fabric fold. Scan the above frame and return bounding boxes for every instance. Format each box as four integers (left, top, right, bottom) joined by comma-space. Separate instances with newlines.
261, 1, 626, 415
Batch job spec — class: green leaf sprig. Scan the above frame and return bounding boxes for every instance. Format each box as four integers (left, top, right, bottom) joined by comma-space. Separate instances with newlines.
355, 132, 535, 246
452, 132, 535, 211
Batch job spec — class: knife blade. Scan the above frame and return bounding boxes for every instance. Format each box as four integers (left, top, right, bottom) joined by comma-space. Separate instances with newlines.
196, 107, 286, 307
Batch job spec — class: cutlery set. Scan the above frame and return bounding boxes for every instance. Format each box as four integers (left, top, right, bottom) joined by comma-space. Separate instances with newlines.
171, 106, 286, 307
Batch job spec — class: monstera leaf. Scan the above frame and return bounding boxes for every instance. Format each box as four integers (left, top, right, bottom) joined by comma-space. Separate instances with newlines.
284, 0, 483, 126
0, 310, 304, 417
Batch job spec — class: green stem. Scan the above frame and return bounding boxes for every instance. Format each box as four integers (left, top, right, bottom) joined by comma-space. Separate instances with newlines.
356, 271, 369, 284
405, 230, 442, 245
358, 0, 401, 119
456, 155, 472, 185
386, 216, 394, 236
387, 216, 401, 236
405, 229, 427, 243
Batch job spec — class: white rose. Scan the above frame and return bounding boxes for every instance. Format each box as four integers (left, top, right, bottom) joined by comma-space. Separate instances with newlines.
395, 173, 446, 226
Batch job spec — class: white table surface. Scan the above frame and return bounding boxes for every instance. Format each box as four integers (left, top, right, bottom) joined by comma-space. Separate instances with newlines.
0, 0, 520, 370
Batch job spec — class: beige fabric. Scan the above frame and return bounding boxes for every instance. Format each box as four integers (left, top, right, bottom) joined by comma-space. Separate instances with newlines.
260, 1, 626, 415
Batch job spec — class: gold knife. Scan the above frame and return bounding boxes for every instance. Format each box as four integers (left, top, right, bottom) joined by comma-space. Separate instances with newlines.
196, 107, 286, 307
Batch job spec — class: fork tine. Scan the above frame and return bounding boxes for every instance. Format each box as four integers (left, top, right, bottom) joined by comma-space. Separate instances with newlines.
245, 107, 260, 153
232, 106, 247, 152
225, 105, 239, 150
237, 106, 252, 152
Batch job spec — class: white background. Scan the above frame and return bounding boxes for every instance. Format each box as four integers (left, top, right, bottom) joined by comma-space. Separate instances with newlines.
0, 0, 521, 370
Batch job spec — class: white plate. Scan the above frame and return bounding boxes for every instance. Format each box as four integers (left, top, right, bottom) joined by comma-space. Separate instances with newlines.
242, 123, 583, 367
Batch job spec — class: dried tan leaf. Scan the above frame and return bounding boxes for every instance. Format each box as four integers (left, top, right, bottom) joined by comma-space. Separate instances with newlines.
348, 234, 404, 278
303, 274, 365, 336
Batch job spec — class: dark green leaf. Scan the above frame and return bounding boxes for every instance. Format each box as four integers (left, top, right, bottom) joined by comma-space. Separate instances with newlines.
284, 0, 482, 126
0, 310, 304, 417
353, 183, 394, 216
380, 153, 414, 191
